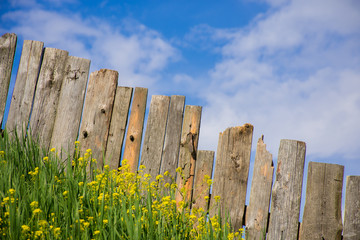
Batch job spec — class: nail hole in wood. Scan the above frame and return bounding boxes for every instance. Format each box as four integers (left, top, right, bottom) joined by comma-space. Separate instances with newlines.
130, 135, 135, 142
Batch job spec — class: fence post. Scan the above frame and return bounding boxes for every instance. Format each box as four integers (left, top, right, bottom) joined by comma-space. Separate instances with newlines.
0, 33, 17, 126
267, 139, 306, 240
210, 124, 253, 231
105, 86, 133, 170
246, 136, 273, 240
343, 175, 360, 240
6, 40, 44, 136
29, 48, 68, 150
299, 162, 344, 240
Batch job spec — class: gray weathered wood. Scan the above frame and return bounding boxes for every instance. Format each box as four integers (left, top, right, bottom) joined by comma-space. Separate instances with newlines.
78, 69, 118, 169
160, 95, 185, 183
210, 124, 253, 231
7, 40, 44, 136
343, 176, 360, 240
29, 48, 68, 149
122, 87, 148, 172
175, 105, 202, 204
105, 86, 133, 170
246, 135, 274, 240
140, 95, 170, 180
299, 162, 344, 240
191, 150, 214, 212
50, 56, 90, 159
0, 33, 17, 125
267, 139, 306, 240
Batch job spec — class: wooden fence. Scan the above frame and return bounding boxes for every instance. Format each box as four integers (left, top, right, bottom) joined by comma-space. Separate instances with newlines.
1, 33, 359, 240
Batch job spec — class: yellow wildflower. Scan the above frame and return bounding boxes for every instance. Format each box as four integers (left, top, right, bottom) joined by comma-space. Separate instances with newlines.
21, 225, 30, 233
50, 148, 56, 152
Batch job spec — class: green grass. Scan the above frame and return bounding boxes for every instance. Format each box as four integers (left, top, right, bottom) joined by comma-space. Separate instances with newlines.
0, 129, 244, 239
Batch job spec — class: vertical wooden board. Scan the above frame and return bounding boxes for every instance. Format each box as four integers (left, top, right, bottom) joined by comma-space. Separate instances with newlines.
50, 56, 90, 159
122, 87, 148, 172
246, 136, 274, 240
267, 139, 306, 240
7, 40, 44, 136
0, 33, 17, 125
343, 176, 360, 240
105, 86, 133, 170
160, 95, 185, 183
299, 162, 344, 240
191, 150, 214, 212
210, 124, 253, 231
29, 48, 68, 150
78, 69, 118, 168
175, 105, 202, 204
140, 95, 170, 179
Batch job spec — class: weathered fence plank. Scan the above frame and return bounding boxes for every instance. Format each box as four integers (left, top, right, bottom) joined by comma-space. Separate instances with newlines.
160, 95, 185, 183
343, 175, 360, 240
210, 124, 253, 231
267, 139, 306, 240
7, 40, 44, 136
50, 56, 90, 159
78, 69, 118, 168
246, 136, 273, 240
175, 105, 202, 203
299, 162, 344, 240
140, 95, 170, 179
29, 48, 69, 149
191, 150, 214, 211
122, 87, 148, 172
105, 86, 133, 170
0, 33, 17, 125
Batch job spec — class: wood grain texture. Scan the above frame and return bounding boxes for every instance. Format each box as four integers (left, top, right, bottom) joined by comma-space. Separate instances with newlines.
246, 136, 274, 240
299, 162, 344, 240
140, 95, 170, 180
78, 69, 118, 168
210, 124, 253, 231
0, 33, 17, 125
267, 139, 306, 240
105, 86, 133, 170
122, 87, 148, 172
50, 56, 90, 159
29, 47, 68, 150
191, 150, 214, 211
175, 105, 202, 204
343, 176, 360, 240
7, 40, 44, 136
160, 95, 185, 183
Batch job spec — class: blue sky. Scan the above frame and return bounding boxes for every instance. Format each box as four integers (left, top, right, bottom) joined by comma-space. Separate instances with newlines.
1, 0, 360, 216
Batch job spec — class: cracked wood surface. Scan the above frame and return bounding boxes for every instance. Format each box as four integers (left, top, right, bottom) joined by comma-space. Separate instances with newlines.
343, 176, 360, 240
78, 69, 118, 169
105, 86, 133, 170
246, 136, 273, 240
29, 48, 69, 150
7, 40, 44, 136
0, 33, 17, 125
267, 139, 306, 240
210, 124, 253, 231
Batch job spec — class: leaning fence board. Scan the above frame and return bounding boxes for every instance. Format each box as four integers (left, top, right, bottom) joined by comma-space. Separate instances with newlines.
210, 124, 253, 231
299, 162, 344, 240
105, 86, 133, 170
7, 40, 44, 136
343, 176, 360, 240
160, 95, 185, 183
29, 48, 69, 150
191, 150, 214, 211
50, 56, 90, 159
140, 95, 170, 179
175, 105, 202, 203
122, 87, 148, 172
267, 139, 306, 240
246, 136, 273, 240
78, 69, 118, 168
0, 33, 17, 125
